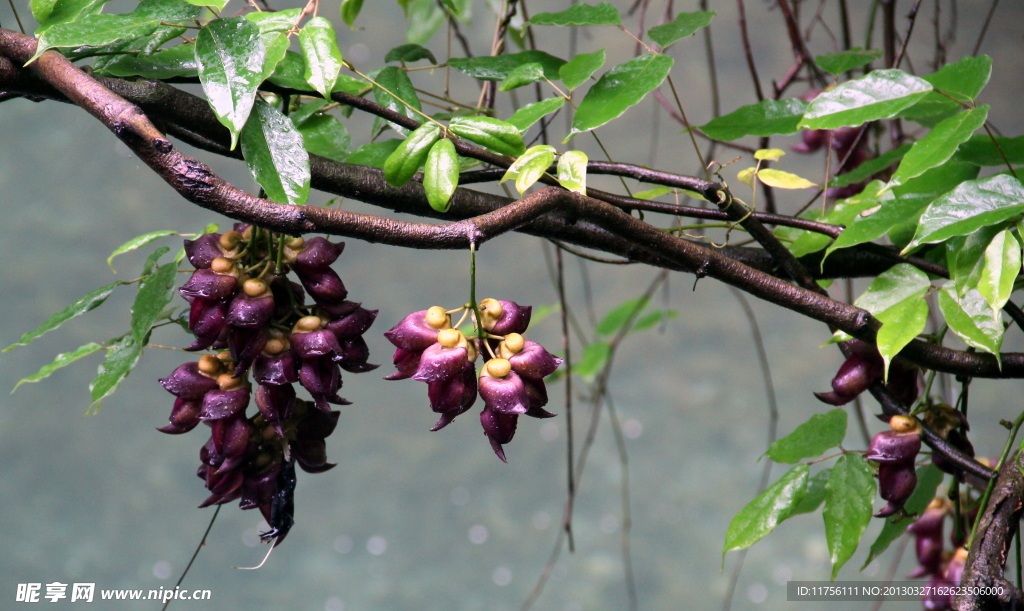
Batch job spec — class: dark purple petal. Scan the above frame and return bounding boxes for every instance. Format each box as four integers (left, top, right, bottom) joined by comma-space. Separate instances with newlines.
875, 465, 917, 517
185, 298, 229, 351
184, 233, 223, 269
254, 351, 299, 385
240, 464, 280, 510
813, 390, 855, 406
509, 341, 563, 379
296, 268, 347, 306
866, 429, 921, 465
337, 337, 378, 373
293, 438, 334, 473
384, 348, 420, 380
291, 329, 342, 359
179, 268, 237, 300
229, 327, 268, 376
160, 362, 219, 400
226, 292, 274, 329
480, 408, 518, 462
199, 387, 250, 420
487, 300, 532, 335
478, 371, 529, 415
831, 352, 883, 397
326, 305, 378, 340
157, 397, 202, 435
522, 378, 556, 418
427, 367, 478, 430
412, 344, 470, 383
384, 311, 442, 353
296, 407, 340, 441
270, 277, 305, 317
255, 383, 295, 433
293, 237, 343, 272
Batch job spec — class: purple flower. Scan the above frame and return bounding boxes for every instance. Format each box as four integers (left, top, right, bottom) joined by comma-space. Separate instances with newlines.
183, 233, 230, 269
814, 341, 883, 406
427, 366, 478, 431
157, 397, 203, 435
199, 383, 251, 421
480, 408, 518, 463
253, 340, 300, 386
908, 500, 946, 578
384, 307, 450, 354
479, 299, 532, 335
292, 237, 343, 272
325, 303, 378, 340
179, 259, 238, 300
184, 298, 229, 351
867, 416, 922, 517
160, 360, 220, 400
226, 279, 275, 329
478, 359, 529, 415
255, 382, 295, 435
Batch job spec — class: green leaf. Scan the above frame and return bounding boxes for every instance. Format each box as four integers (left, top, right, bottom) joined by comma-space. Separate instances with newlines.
13, 342, 104, 391
568, 54, 673, 140
830, 143, 911, 188
575, 341, 610, 380
298, 114, 351, 162
345, 139, 403, 168
798, 70, 933, 131
978, 228, 1021, 313
938, 282, 1004, 359
448, 50, 566, 81
299, 17, 343, 100
340, 0, 363, 28
949, 223, 1007, 297
757, 168, 816, 189
267, 51, 311, 91
404, 0, 445, 45
383, 123, 441, 187
88, 334, 144, 412
855, 263, 931, 313
700, 99, 807, 141
183, 0, 225, 8
502, 144, 556, 194
240, 99, 311, 206
107, 230, 176, 272
141, 246, 169, 277
195, 17, 265, 149
130, 262, 177, 344
632, 186, 673, 200
724, 464, 809, 554
863, 464, 944, 569
30, 15, 162, 63
372, 66, 423, 136
791, 469, 831, 516
886, 106, 989, 190
528, 2, 620, 26
557, 150, 588, 195
647, 10, 715, 47
424, 139, 459, 213
596, 296, 649, 335
499, 62, 546, 91
36, 0, 111, 32
766, 410, 847, 464
3, 281, 123, 351
101, 44, 199, 79
954, 135, 1024, 167
559, 48, 605, 90
876, 294, 929, 379
823, 453, 875, 579
815, 47, 883, 76
630, 309, 678, 332
924, 55, 992, 102
449, 116, 526, 157
905, 175, 1024, 251
506, 97, 566, 133
245, 8, 301, 31
385, 43, 437, 64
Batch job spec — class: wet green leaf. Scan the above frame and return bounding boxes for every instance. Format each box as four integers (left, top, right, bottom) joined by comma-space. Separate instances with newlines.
449, 50, 566, 81
449, 116, 526, 157
3, 281, 124, 351
863, 464, 943, 569
385, 43, 437, 64
824, 453, 875, 579
559, 48, 605, 90
131, 262, 177, 344
830, 143, 911, 188
107, 230, 176, 272
506, 97, 566, 133
183, 0, 226, 8
876, 294, 929, 379
240, 100, 311, 206
88, 334, 144, 412
528, 2, 620, 26
700, 99, 807, 141
855, 263, 931, 314
905, 175, 1024, 251
886, 106, 989, 190
383, 123, 441, 187
298, 114, 351, 162
724, 464, 809, 554
195, 17, 265, 149
140, 246, 169, 277
340, 0, 363, 28
978, 228, 1020, 313
799, 70, 932, 131
556, 150, 588, 195
766, 410, 847, 464
404, 0, 444, 45
954, 135, 1024, 166
267, 51, 311, 91
30, 14, 162, 63
345, 139, 403, 168
499, 62, 546, 91
424, 138, 459, 213
647, 10, 715, 47
372, 66, 422, 136
13, 342, 104, 391
949, 223, 1006, 297
35, 0, 110, 32
300, 17, 343, 99
815, 47, 883, 76
101, 44, 199, 79
568, 53, 673, 140
938, 282, 1003, 359
791, 469, 831, 516
632, 186, 673, 200
502, 145, 556, 194
924, 55, 992, 102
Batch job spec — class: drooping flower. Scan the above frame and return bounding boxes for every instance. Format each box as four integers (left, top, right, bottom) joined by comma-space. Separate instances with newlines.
867, 415, 922, 517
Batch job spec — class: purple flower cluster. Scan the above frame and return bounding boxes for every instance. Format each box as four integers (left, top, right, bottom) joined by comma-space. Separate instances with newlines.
865, 415, 922, 517
159, 227, 376, 543
384, 298, 562, 461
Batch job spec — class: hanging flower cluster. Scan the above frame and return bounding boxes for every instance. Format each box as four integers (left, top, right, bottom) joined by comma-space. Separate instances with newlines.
158, 226, 376, 543
814, 340, 919, 407
866, 415, 923, 517
384, 298, 562, 461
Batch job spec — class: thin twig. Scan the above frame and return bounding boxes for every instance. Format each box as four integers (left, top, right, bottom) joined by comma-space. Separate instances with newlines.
162, 505, 220, 611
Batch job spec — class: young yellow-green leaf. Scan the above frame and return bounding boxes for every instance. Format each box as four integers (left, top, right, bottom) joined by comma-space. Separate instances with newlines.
559, 48, 605, 90
557, 150, 588, 195
632, 186, 674, 200
13, 342, 105, 391
823, 453, 875, 579
568, 54, 673, 140
448, 50, 566, 81
383, 123, 441, 187
298, 114, 351, 162
346, 139, 403, 168
107, 230, 176, 272
499, 62, 546, 92
528, 2, 620, 26
791, 469, 831, 516
299, 17, 343, 100
340, 0, 363, 28
862, 464, 943, 569
88, 334, 144, 412
904, 175, 1024, 252
506, 97, 566, 133
757, 168, 816, 189
240, 100, 311, 206
3, 281, 124, 351
29, 15, 162, 64
978, 228, 1021, 314
815, 47, 883, 76
724, 464, 809, 554
876, 293, 929, 379
766, 410, 847, 464
754, 148, 785, 161
131, 262, 178, 344
502, 145, 556, 195
195, 17, 265, 149
736, 167, 756, 186
385, 43, 437, 64
886, 106, 989, 191
647, 10, 715, 47
700, 99, 807, 141
424, 138, 459, 213
938, 282, 1004, 360
799, 70, 933, 131
575, 341, 610, 380
372, 66, 423, 136
449, 116, 526, 157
